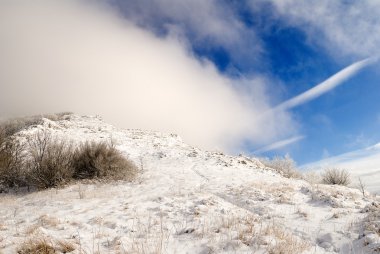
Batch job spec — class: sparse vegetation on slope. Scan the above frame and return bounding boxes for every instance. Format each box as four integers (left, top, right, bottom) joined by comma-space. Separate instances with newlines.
0, 115, 137, 192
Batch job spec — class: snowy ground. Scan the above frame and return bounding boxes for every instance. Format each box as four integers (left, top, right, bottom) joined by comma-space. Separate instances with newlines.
0, 115, 379, 253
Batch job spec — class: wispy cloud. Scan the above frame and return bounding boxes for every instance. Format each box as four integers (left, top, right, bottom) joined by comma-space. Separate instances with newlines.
275, 57, 377, 111
255, 57, 375, 155
269, 0, 380, 59
254, 135, 304, 154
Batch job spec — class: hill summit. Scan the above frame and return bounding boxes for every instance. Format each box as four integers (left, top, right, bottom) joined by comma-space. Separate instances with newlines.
0, 114, 379, 253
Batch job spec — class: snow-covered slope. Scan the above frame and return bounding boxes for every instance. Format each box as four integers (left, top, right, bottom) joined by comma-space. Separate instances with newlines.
0, 115, 379, 253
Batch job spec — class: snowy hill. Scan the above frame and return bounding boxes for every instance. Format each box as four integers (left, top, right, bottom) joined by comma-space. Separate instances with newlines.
0, 114, 379, 253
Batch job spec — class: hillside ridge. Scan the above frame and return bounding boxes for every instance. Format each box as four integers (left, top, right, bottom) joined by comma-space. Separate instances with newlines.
0, 114, 379, 253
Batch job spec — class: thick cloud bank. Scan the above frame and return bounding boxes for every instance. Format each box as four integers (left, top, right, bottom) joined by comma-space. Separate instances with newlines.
0, 0, 294, 151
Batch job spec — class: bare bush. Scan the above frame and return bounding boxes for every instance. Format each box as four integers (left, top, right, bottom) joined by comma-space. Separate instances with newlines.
321, 168, 351, 186
261, 155, 301, 179
72, 141, 137, 181
26, 130, 74, 189
0, 136, 26, 190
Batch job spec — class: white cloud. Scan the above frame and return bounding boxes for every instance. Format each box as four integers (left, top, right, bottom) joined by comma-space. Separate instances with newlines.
114, 0, 261, 70
254, 135, 304, 154
275, 57, 376, 110
0, 0, 294, 151
302, 144, 380, 193
269, 0, 380, 59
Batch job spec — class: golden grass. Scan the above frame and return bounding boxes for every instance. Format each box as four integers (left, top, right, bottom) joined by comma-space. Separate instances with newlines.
18, 238, 56, 254
264, 226, 311, 254
17, 237, 76, 254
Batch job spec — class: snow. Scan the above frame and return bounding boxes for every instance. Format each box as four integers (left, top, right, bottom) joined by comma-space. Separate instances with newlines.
0, 115, 379, 253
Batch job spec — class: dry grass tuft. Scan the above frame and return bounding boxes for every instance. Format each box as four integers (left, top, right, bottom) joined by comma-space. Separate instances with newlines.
0, 223, 7, 231
38, 215, 60, 228
17, 236, 76, 254
296, 207, 309, 219
55, 240, 76, 253
24, 224, 40, 236
18, 238, 56, 254
264, 226, 311, 254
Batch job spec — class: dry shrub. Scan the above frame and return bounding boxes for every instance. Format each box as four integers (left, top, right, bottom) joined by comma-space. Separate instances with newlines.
72, 141, 137, 181
261, 155, 301, 179
27, 130, 74, 189
0, 135, 26, 190
322, 168, 351, 186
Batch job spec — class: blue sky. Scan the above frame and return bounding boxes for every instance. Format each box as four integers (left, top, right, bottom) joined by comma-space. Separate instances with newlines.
110, 0, 380, 165
1, 0, 380, 169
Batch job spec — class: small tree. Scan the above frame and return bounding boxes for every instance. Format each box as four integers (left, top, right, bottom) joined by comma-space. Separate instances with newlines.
322, 168, 351, 186
357, 177, 366, 197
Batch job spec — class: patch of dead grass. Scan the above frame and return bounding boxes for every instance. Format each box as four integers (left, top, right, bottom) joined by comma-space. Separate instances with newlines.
17, 236, 76, 254
264, 225, 311, 254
